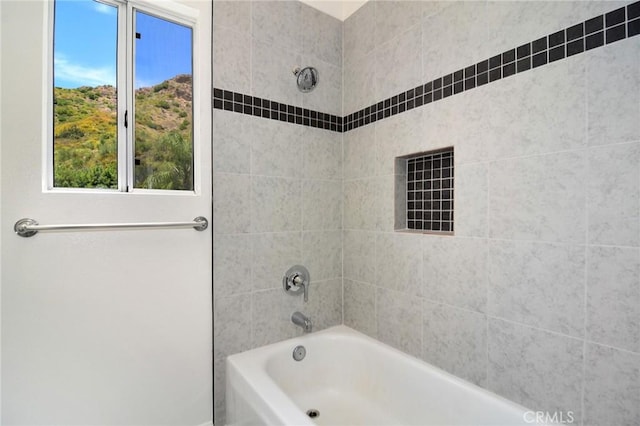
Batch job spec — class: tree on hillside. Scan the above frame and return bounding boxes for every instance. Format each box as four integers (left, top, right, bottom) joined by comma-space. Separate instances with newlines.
136, 131, 193, 190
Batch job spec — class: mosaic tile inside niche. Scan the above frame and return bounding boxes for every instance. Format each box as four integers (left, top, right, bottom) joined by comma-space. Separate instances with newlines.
406, 149, 454, 233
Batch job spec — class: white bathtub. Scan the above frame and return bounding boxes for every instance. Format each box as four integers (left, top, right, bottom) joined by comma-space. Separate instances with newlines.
226, 325, 543, 426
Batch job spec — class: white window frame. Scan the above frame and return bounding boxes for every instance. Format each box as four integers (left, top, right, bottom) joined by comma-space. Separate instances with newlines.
44, 0, 201, 195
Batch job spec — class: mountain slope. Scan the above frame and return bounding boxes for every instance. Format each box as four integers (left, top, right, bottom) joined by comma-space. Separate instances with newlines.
53, 74, 193, 189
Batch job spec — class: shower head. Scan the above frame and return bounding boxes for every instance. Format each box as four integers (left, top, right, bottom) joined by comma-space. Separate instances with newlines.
293, 66, 319, 93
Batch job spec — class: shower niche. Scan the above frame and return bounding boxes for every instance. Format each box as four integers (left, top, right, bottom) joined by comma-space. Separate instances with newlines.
395, 147, 454, 233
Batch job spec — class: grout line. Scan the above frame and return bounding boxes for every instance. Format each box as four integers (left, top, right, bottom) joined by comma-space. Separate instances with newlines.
485, 309, 490, 389
580, 49, 591, 426
338, 229, 640, 250
248, 0, 253, 97
485, 148, 492, 387
581, 339, 640, 356
420, 235, 426, 361
247, 0, 255, 353
373, 232, 379, 338
485, 315, 584, 342
340, 4, 346, 332
340, 124, 345, 326
418, 297, 587, 344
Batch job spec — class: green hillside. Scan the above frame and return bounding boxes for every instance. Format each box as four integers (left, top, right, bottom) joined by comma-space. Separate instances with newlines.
53, 74, 193, 190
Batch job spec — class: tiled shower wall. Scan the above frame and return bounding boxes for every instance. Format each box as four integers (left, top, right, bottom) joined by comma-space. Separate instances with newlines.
212, 2, 343, 423
342, 2, 640, 425
213, 1, 640, 425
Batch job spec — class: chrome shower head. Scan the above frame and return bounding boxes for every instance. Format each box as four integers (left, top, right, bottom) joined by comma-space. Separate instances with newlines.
293, 66, 319, 93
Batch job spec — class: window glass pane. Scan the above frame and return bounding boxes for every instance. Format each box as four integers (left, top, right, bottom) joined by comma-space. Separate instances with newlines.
134, 11, 194, 190
53, 0, 118, 189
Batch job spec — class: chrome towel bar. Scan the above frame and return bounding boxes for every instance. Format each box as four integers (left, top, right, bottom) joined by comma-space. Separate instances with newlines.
14, 216, 208, 238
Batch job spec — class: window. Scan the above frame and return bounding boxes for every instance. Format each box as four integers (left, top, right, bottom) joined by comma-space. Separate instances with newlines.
396, 148, 454, 233
50, 0, 197, 191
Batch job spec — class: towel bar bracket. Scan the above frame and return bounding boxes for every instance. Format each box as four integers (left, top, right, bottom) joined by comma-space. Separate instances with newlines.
14, 218, 39, 238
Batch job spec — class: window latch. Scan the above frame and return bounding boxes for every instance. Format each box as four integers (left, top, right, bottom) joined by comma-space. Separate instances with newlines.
124, 110, 128, 128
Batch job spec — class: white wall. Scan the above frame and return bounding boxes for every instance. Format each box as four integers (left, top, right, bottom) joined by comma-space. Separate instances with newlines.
0, 0, 3, 420
0, 1, 212, 424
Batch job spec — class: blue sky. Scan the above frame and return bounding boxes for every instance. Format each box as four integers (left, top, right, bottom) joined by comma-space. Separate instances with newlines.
54, 0, 192, 89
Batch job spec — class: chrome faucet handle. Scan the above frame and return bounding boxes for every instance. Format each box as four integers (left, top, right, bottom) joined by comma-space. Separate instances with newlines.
283, 265, 310, 302
291, 274, 309, 302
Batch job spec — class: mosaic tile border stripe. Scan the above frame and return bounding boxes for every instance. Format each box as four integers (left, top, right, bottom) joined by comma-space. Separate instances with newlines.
343, 1, 640, 131
213, 1, 640, 134
212, 88, 343, 132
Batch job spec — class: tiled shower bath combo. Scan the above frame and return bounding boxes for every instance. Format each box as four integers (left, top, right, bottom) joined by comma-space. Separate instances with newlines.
213, 1, 640, 425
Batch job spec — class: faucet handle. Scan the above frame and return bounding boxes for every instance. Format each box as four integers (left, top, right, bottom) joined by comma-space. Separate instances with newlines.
283, 265, 310, 302
291, 274, 309, 302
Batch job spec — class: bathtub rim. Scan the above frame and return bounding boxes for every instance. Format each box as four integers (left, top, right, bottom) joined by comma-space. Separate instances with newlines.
225, 324, 539, 425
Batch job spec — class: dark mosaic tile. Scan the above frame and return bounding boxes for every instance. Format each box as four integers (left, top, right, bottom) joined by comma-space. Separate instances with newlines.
566, 38, 584, 56
465, 65, 476, 78
606, 23, 626, 43
585, 15, 604, 35
549, 30, 565, 47
476, 59, 489, 74
517, 57, 531, 73
532, 52, 547, 68
503, 62, 516, 78
629, 18, 640, 37
566, 23, 584, 41
586, 31, 605, 50
605, 7, 626, 27
517, 43, 531, 59
629, 1, 640, 20
549, 45, 565, 62
465, 77, 476, 90
489, 54, 502, 69
502, 49, 516, 64
489, 67, 501, 82
477, 72, 489, 86
532, 36, 547, 53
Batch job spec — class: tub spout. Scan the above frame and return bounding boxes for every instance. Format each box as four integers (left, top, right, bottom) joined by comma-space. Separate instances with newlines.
291, 311, 312, 333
